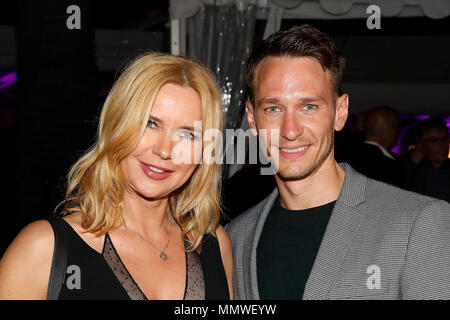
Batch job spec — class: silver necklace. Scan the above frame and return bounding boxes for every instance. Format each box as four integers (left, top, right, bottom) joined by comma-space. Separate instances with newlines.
124, 221, 173, 261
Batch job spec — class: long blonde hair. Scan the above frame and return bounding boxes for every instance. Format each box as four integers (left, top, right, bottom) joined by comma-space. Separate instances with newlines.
61, 53, 224, 252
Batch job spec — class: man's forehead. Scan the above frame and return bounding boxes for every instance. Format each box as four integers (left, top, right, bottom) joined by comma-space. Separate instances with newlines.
255, 55, 326, 74
253, 56, 332, 101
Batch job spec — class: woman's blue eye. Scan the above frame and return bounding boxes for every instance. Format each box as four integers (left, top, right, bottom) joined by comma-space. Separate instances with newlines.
180, 131, 196, 140
147, 120, 157, 128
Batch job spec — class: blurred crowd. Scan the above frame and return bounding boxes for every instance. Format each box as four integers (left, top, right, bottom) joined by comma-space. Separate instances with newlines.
338, 107, 449, 203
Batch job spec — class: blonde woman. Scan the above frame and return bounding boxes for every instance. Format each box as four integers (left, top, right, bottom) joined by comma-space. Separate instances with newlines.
0, 53, 233, 300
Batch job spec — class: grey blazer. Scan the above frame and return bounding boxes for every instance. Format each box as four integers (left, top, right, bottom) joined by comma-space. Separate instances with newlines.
225, 163, 450, 299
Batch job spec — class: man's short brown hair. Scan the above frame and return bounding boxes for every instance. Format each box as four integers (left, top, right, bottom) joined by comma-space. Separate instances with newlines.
247, 24, 345, 103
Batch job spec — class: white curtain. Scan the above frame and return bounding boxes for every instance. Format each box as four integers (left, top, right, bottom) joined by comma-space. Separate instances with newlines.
185, 0, 266, 131
181, 1, 269, 179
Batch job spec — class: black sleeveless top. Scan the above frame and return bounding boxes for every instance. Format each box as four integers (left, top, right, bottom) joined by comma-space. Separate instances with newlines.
47, 216, 229, 300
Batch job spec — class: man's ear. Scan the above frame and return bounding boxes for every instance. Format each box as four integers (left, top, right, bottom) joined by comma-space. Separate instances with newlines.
334, 94, 349, 132
245, 100, 258, 136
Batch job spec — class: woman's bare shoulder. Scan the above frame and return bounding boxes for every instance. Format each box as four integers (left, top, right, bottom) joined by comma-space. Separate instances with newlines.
215, 224, 233, 261
3, 219, 55, 257
0, 219, 55, 299
215, 224, 231, 246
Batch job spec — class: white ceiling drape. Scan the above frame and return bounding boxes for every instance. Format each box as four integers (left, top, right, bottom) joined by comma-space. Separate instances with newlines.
170, 0, 450, 20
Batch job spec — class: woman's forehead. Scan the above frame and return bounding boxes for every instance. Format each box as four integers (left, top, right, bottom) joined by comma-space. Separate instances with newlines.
149, 83, 202, 123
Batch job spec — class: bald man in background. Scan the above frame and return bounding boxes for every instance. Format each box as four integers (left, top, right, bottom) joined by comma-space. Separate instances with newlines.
348, 106, 405, 188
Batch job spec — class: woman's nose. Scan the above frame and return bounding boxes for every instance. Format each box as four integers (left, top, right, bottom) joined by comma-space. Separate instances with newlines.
152, 130, 172, 160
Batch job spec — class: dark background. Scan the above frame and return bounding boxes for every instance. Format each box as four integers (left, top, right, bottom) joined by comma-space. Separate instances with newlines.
0, 0, 171, 254
0, 0, 449, 255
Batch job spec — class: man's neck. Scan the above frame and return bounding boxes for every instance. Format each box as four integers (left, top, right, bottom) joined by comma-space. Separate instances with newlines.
364, 140, 395, 160
364, 136, 392, 149
431, 158, 446, 169
275, 160, 345, 210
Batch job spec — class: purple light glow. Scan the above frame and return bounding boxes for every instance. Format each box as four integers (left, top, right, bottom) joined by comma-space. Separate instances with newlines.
0, 71, 17, 89
391, 145, 403, 155
414, 115, 431, 121
392, 114, 450, 155
444, 116, 450, 128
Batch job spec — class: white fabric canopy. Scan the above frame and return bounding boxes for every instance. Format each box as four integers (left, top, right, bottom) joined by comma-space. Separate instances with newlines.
170, 0, 450, 20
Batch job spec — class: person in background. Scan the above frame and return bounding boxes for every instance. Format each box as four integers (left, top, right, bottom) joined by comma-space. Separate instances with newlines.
348, 106, 405, 188
0, 53, 233, 300
405, 117, 450, 202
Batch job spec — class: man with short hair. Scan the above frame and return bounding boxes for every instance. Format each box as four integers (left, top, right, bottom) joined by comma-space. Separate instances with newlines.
406, 117, 450, 202
226, 25, 450, 300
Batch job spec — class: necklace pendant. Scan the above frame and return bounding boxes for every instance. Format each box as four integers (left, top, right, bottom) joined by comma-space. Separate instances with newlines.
160, 252, 169, 261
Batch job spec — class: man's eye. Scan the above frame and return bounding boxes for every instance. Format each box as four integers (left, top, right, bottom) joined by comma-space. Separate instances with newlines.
147, 120, 157, 128
303, 104, 318, 111
265, 106, 279, 112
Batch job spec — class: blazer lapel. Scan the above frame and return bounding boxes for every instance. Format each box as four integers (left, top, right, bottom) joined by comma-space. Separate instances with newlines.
245, 188, 279, 300
303, 163, 367, 299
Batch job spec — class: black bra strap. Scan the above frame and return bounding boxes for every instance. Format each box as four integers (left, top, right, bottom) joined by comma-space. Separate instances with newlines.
46, 217, 68, 300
